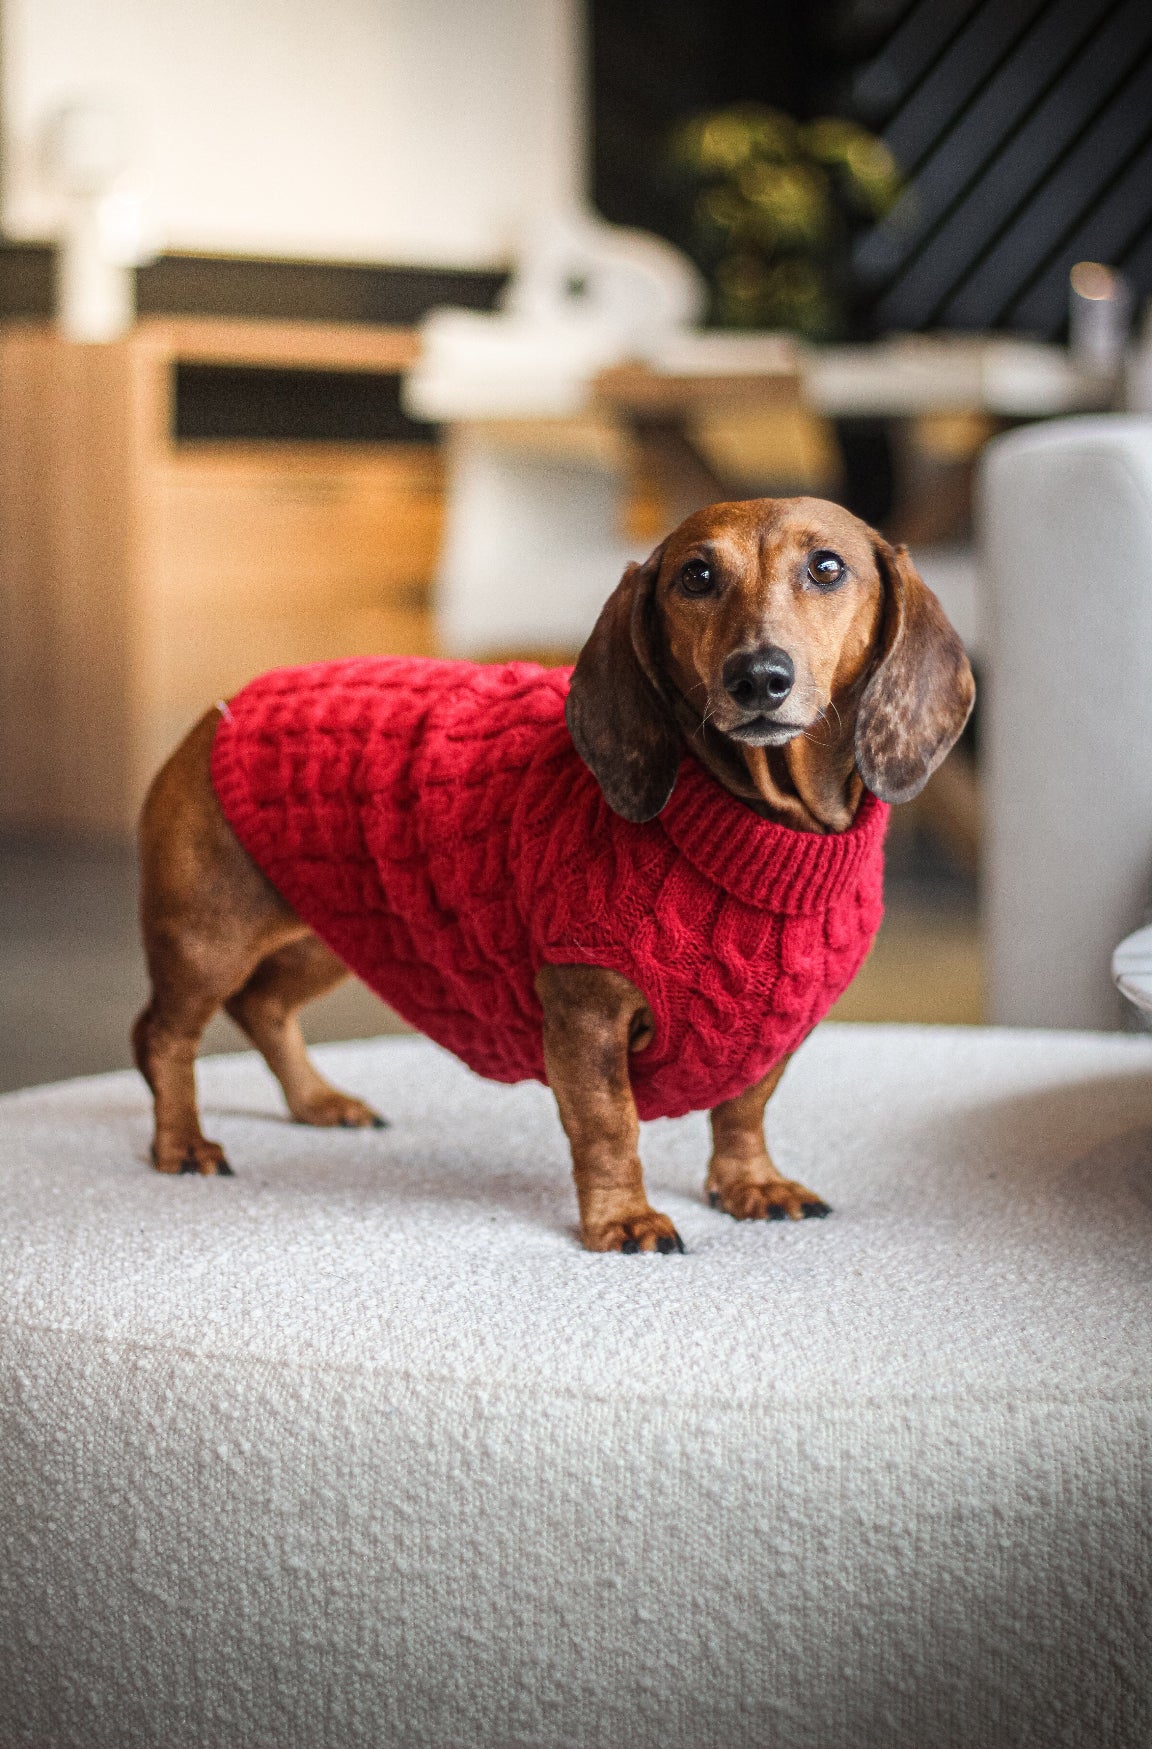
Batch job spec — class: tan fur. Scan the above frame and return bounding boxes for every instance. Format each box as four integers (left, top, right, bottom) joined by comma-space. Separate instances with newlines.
135, 498, 973, 1250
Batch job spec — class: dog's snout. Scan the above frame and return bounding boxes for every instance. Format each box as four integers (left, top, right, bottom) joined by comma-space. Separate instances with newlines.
722, 647, 795, 713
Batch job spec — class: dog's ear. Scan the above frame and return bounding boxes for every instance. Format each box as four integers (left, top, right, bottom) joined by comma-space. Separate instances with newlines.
565, 541, 680, 822
855, 538, 975, 804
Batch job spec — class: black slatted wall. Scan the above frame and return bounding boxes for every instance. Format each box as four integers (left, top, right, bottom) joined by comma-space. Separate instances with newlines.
591, 0, 1152, 340
853, 0, 1152, 336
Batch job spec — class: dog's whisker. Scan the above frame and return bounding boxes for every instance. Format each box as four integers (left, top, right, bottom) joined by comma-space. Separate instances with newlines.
802, 708, 832, 750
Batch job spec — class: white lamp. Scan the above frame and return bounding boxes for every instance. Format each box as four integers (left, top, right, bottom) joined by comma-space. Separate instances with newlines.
42, 99, 156, 343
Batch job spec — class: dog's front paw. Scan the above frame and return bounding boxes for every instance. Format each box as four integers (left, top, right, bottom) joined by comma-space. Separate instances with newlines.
151, 1137, 234, 1177
706, 1169, 830, 1222
581, 1206, 685, 1255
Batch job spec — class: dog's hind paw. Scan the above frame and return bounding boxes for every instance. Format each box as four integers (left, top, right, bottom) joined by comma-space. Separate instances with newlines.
290, 1091, 389, 1130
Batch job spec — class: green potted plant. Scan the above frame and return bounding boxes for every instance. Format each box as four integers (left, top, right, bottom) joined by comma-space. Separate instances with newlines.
671, 103, 902, 338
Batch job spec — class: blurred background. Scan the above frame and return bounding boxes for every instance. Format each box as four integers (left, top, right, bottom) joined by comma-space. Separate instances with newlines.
2, 0, 1152, 1090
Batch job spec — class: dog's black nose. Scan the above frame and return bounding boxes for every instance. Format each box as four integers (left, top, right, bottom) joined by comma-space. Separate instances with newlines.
722, 647, 795, 712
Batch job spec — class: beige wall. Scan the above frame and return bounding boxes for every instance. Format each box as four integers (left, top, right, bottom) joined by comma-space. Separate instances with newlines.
1, 0, 585, 265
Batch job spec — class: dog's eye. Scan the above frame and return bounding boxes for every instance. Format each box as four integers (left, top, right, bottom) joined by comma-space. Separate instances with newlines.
807, 549, 845, 589
679, 559, 715, 597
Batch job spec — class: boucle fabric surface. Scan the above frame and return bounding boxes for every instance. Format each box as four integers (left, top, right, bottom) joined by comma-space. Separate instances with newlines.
1, 1024, 1149, 1748
211, 658, 888, 1118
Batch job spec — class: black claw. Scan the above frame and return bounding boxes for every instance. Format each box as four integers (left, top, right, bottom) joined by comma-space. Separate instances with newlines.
215, 1159, 235, 1177
338, 1116, 354, 1129
708, 1190, 720, 1209
802, 1200, 831, 1218
371, 1115, 389, 1129
621, 1238, 640, 1254
656, 1233, 686, 1254
179, 1155, 198, 1175
767, 1205, 786, 1221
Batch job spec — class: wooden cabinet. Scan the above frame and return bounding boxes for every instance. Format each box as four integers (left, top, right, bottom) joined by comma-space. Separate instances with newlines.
0, 318, 442, 837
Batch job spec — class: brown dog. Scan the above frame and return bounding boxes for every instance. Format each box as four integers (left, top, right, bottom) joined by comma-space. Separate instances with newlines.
134, 497, 973, 1252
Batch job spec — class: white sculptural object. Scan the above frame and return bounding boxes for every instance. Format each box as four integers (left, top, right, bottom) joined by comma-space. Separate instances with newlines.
409, 209, 707, 421
406, 208, 709, 653
43, 99, 156, 343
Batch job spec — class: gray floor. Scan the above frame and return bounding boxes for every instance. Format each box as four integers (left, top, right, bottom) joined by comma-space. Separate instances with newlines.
0, 832, 981, 1096
0, 836, 406, 1094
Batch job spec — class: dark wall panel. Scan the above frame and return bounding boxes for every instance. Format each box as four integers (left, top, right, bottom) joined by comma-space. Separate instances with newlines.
591, 0, 1152, 339
853, 0, 1107, 286
854, 0, 1152, 336
0, 247, 508, 326
590, 0, 833, 252
942, 53, 1152, 326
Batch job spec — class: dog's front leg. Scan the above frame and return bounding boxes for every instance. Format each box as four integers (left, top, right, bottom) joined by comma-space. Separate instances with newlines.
706, 1058, 831, 1221
536, 964, 683, 1254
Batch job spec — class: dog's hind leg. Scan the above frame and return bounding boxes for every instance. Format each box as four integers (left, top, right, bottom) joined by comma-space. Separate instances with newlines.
134, 709, 307, 1176
134, 970, 250, 1178
225, 936, 386, 1129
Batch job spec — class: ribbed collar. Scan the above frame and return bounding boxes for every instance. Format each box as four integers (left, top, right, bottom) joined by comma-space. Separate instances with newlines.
658, 755, 889, 912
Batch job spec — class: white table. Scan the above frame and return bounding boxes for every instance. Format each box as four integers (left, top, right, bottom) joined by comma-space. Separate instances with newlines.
408, 333, 1110, 655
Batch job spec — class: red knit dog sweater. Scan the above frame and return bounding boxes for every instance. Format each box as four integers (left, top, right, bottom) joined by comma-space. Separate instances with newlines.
210, 657, 888, 1121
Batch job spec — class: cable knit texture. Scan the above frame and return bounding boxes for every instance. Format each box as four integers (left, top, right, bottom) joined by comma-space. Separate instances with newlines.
211, 657, 888, 1119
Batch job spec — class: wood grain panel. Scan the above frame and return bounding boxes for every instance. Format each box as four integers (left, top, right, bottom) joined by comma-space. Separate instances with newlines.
0, 328, 142, 833
0, 320, 442, 837
0, 330, 60, 824
138, 604, 436, 778
134, 316, 422, 373
151, 447, 443, 605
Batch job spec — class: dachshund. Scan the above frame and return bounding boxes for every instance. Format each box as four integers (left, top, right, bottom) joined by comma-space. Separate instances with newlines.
134, 497, 974, 1252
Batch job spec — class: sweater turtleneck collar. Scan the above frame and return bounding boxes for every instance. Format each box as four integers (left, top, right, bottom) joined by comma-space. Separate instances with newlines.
657, 754, 888, 913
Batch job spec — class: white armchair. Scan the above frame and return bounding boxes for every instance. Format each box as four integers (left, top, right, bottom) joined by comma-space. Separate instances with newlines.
980, 415, 1152, 1027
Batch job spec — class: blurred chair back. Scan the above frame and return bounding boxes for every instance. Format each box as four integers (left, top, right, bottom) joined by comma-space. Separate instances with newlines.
980, 416, 1152, 1027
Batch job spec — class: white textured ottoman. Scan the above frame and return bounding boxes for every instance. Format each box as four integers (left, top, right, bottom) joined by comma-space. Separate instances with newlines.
1, 1025, 1149, 1748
